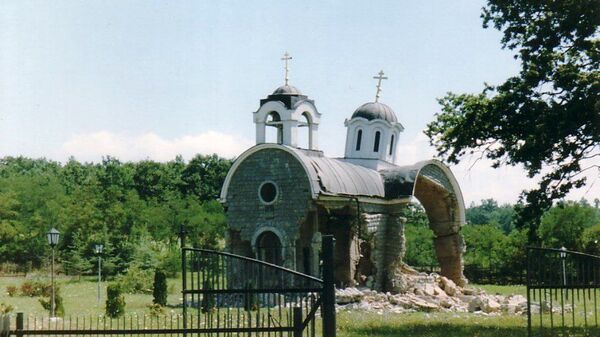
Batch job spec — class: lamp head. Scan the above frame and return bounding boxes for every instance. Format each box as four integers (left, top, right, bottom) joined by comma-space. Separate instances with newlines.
47, 228, 60, 247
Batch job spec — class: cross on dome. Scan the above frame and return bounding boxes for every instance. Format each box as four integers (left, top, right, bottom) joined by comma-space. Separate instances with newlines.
281, 52, 292, 86
373, 70, 388, 102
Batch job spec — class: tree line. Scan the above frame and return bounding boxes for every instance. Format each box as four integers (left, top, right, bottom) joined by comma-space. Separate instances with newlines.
405, 198, 600, 278
0, 155, 231, 276
1, 154, 599, 282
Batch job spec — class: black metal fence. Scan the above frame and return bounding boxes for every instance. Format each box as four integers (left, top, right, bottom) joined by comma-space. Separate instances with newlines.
527, 247, 600, 337
1, 236, 336, 337
180, 235, 336, 337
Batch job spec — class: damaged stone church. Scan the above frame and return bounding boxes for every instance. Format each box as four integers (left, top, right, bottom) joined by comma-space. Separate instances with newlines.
220, 66, 467, 292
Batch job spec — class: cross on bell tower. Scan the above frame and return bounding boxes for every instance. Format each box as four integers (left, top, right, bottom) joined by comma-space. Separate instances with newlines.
373, 70, 388, 102
281, 52, 292, 86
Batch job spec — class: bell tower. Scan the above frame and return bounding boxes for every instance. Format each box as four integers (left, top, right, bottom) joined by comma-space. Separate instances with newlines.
254, 53, 321, 150
344, 70, 404, 168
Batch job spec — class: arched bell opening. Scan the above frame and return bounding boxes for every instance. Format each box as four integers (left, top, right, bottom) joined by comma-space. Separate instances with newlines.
297, 111, 312, 149
265, 111, 283, 144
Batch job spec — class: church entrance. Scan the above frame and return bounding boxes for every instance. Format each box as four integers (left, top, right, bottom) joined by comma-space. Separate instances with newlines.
256, 231, 283, 266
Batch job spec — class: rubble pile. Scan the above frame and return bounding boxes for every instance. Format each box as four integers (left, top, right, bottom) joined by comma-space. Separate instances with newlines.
336, 273, 528, 315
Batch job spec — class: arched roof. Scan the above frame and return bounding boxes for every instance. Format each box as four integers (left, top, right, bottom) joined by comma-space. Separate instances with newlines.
220, 144, 385, 201
380, 160, 466, 224
221, 145, 465, 225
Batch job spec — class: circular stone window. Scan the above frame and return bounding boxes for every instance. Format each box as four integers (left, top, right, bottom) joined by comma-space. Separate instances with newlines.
258, 181, 278, 204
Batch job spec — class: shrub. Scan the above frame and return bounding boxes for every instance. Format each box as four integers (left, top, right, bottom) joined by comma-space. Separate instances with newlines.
6, 285, 18, 297
106, 283, 126, 318
20, 281, 52, 297
115, 265, 153, 294
152, 269, 167, 306
147, 303, 164, 317
0, 303, 14, 314
39, 287, 65, 316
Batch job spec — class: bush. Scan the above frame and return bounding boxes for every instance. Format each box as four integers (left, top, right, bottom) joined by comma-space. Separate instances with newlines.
6, 285, 17, 297
152, 269, 167, 306
115, 265, 153, 294
39, 287, 65, 316
20, 281, 52, 297
147, 303, 164, 317
0, 303, 14, 314
105, 283, 126, 318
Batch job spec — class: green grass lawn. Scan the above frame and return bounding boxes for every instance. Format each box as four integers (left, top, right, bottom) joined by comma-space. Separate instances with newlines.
0, 276, 183, 316
0, 276, 561, 337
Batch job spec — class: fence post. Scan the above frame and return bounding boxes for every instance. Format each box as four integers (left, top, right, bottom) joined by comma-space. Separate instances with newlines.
179, 224, 188, 337
322, 235, 336, 337
16, 313, 23, 337
293, 307, 303, 337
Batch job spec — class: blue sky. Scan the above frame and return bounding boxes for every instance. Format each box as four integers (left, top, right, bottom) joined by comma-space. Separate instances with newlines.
1, 1, 597, 204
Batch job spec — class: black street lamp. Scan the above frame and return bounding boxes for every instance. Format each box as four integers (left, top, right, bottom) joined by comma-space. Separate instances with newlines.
94, 244, 104, 304
560, 246, 567, 286
46, 228, 60, 318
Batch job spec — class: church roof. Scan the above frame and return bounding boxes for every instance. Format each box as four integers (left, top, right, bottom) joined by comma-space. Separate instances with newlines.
220, 145, 463, 207
288, 147, 386, 198
351, 102, 398, 123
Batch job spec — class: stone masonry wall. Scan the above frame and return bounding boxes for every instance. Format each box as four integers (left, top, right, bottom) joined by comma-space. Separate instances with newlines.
225, 148, 313, 269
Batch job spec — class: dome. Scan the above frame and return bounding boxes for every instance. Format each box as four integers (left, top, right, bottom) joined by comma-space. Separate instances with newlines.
351, 102, 398, 123
272, 85, 303, 95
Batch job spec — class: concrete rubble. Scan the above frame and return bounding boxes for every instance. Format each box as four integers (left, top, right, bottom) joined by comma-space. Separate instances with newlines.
336, 273, 528, 315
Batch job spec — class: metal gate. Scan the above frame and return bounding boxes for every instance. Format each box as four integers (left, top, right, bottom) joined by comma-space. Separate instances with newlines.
527, 247, 600, 336
181, 233, 336, 337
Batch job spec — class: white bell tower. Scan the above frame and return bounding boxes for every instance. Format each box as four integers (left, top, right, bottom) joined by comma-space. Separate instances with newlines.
254, 53, 321, 150
344, 70, 404, 168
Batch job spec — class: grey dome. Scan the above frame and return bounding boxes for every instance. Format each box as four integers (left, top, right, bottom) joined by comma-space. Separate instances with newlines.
272, 85, 303, 95
351, 102, 398, 123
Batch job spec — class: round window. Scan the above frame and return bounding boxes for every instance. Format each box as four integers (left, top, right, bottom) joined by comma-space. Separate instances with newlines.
259, 181, 278, 204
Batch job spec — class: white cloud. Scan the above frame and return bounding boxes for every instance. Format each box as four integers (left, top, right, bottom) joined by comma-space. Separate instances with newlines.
60, 130, 253, 162
395, 133, 599, 205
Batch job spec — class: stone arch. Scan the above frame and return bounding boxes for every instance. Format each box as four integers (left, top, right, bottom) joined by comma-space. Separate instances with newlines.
381, 160, 466, 286
251, 226, 288, 266
411, 163, 466, 286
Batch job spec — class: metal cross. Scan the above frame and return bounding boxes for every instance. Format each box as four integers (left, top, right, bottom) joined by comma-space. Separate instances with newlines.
373, 70, 388, 102
281, 52, 292, 86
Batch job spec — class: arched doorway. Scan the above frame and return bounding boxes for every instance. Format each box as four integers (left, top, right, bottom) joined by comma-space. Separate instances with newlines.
256, 231, 283, 266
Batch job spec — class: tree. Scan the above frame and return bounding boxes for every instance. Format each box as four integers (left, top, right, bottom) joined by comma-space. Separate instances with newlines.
538, 200, 600, 250
466, 199, 516, 233
425, 0, 600, 241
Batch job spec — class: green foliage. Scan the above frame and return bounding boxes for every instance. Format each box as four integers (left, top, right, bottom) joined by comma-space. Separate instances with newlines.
6, 285, 17, 297
466, 199, 515, 233
0, 154, 231, 275
538, 200, 600, 250
146, 303, 165, 317
19, 281, 52, 297
404, 225, 436, 267
582, 224, 600, 256
0, 303, 14, 314
425, 0, 600, 240
115, 265, 153, 294
105, 283, 126, 318
39, 287, 65, 316
152, 269, 168, 306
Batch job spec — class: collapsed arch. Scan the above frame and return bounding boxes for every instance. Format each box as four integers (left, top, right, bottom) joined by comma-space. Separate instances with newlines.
381, 160, 466, 286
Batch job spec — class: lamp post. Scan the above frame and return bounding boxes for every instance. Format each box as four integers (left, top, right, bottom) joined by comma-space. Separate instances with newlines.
560, 246, 567, 287
94, 244, 103, 304
46, 228, 60, 318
